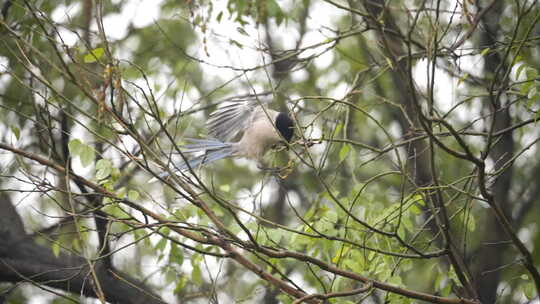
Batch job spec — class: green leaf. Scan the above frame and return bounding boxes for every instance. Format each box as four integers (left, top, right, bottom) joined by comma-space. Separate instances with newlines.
414, 194, 426, 206
480, 47, 490, 57
11, 126, 20, 140
339, 144, 350, 162
267, 229, 283, 244
515, 63, 527, 79
95, 159, 112, 179
174, 276, 188, 294
216, 11, 223, 22
155, 238, 167, 252
255, 229, 268, 244
51, 241, 60, 257
80, 145, 95, 167
68, 139, 83, 156
72, 238, 81, 252
169, 243, 184, 266
163, 266, 176, 285
526, 67, 538, 79
128, 189, 139, 201
388, 275, 403, 285
161, 227, 171, 237
110, 167, 121, 182
116, 187, 126, 198
401, 215, 414, 234
344, 258, 362, 273
69, 139, 95, 167
236, 27, 249, 36
229, 39, 244, 49
441, 278, 452, 296
193, 14, 202, 26
219, 184, 230, 192
520, 81, 533, 95
314, 218, 333, 233
465, 214, 476, 232
457, 72, 469, 86
523, 280, 535, 300
266, 0, 284, 25
96, 158, 111, 170
331, 246, 349, 264
527, 86, 538, 100
83, 47, 105, 63
326, 210, 338, 223
410, 203, 422, 215
385, 57, 394, 69
332, 123, 343, 137
192, 265, 203, 286
290, 233, 312, 249
266, 0, 281, 16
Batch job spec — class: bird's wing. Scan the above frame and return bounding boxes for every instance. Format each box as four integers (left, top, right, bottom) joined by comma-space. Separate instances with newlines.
206, 97, 269, 142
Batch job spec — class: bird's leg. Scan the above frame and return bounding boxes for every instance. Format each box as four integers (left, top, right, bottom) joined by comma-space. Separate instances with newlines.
278, 159, 295, 179
257, 159, 295, 178
271, 142, 288, 152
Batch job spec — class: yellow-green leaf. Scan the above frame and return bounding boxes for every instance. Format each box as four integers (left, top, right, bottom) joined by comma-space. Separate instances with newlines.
169, 243, 184, 266
155, 238, 167, 252
80, 145, 95, 167
339, 144, 350, 162
480, 47, 490, 57
68, 139, 83, 156
457, 72, 469, 86
192, 265, 203, 286
84, 47, 105, 63
96, 159, 112, 179
11, 126, 20, 140
174, 276, 188, 294
52, 241, 60, 257
128, 190, 139, 201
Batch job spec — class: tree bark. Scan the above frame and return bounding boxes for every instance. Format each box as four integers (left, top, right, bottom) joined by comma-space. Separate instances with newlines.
474, 1, 514, 302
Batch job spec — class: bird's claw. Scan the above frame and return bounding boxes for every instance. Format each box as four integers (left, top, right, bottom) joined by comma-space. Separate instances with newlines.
257, 159, 294, 179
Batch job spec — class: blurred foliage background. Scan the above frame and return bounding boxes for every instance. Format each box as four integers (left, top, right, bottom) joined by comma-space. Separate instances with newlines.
1, 0, 539, 303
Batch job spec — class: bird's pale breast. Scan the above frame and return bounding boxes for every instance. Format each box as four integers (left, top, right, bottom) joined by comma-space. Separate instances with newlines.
237, 112, 282, 159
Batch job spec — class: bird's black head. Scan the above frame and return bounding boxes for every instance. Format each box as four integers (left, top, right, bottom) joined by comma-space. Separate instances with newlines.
275, 112, 294, 142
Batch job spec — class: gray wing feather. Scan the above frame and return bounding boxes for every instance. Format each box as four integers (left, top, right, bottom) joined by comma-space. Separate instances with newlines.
207, 98, 268, 142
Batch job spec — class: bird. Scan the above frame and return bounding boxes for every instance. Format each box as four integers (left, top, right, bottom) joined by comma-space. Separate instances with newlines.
163, 97, 294, 176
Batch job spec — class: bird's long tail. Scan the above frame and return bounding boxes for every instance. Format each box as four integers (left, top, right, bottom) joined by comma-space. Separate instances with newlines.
159, 139, 235, 177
